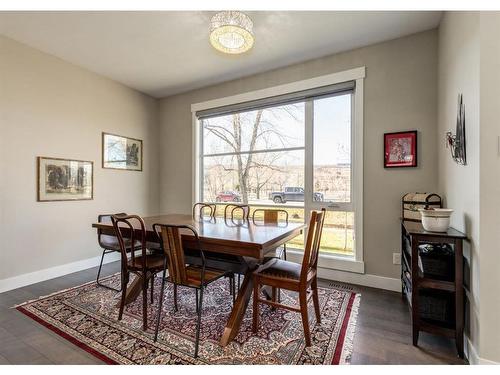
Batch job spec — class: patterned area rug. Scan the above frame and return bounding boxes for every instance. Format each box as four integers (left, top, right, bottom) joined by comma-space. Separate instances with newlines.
15, 273, 360, 365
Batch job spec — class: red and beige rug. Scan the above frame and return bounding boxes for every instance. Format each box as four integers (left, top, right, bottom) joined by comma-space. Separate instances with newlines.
15, 274, 360, 365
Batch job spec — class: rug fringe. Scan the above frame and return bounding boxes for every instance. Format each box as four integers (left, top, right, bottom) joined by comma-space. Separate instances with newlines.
339, 293, 361, 364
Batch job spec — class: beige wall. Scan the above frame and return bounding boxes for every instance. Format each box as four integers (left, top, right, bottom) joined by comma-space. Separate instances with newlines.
0, 36, 160, 281
437, 12, 481, 357
159, 30, 439, 279
479, 12, 500, 363
438, 11, 500, 364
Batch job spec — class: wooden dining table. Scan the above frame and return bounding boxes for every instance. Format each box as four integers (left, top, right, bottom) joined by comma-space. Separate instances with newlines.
92, 213, 305, 347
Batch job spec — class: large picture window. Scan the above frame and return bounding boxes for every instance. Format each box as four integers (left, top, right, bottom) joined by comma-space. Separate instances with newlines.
194, 68, 364, 269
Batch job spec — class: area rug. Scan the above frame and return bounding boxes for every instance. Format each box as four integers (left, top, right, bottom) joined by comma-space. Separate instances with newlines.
15, 273, 360, 365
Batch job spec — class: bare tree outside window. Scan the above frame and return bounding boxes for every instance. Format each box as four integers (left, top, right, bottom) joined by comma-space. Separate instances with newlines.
202, 104, 304, 204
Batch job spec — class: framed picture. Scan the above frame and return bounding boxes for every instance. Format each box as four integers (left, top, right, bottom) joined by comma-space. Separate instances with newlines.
102, 132, 143, 171
384, 130, 418, 168
37, 157, 93, 201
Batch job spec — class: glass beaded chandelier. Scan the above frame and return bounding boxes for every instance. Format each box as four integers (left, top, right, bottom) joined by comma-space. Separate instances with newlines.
209, 11, 254, 54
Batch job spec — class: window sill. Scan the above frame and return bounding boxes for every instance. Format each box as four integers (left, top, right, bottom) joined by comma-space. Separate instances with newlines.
286, 249, 365, 274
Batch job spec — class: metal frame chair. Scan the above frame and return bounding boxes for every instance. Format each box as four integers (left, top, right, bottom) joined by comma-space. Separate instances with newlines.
193, 203, 237, 297
192, 203, 216, 220
224, 203, 250, 222
152, 223, 233, 357
96, 212, 129, 292
223, 204, 251, 289
112, 214, 164, 331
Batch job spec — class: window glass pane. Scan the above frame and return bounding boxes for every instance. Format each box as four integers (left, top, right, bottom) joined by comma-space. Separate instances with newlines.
313, 94, 351, 203
203, 150, 304, 206
290, 211, 354, 257
202, 103, 305, 155
320, 211, 354, 256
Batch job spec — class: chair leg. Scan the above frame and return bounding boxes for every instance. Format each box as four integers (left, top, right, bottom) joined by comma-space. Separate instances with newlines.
96, 249, 121, 292
252, 278, 260, 333
311, 279, 321, 324
96, 249, 106, 283
299, 289, 311, 346
154, 265, 168, 342
195, 288, 199, 313
271, 287, 277, 311
150, 274, 155, 304
232, 276, 236, 305
142, 275, 148, 331
118, 272, 128, 321
276, 245, 282, 302
237, 274, 241, 292
194, 286, 204, 358
173, 284, 178, 312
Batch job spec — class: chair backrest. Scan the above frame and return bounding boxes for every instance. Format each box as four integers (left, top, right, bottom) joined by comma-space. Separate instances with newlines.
251, 209, 289, 225
153, 223, 203, 285
192, 203, 216, 219
300, 209, 326, 282
224, 204, 250, 221
97, 213, 127, 248
111, 214, 147, 270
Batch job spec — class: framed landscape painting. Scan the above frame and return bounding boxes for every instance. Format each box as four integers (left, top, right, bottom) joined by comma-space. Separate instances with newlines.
384, 130, 418, 168
102, 132, 143, 171
37, 157, 93, 201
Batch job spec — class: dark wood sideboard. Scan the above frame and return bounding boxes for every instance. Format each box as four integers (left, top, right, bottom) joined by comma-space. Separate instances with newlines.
401, 220, 467, 358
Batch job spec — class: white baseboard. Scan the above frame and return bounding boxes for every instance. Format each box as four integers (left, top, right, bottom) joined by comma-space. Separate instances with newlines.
317, 267, 401, 292
478, 357, 500, 365
286, 250, 399, 292
0, 252, 120, 294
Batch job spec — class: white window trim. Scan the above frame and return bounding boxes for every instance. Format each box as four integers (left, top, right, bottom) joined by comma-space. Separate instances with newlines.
191, 66, 365, 274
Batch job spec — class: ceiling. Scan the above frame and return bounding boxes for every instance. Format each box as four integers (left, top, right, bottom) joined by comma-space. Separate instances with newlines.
0, 11, 442, 98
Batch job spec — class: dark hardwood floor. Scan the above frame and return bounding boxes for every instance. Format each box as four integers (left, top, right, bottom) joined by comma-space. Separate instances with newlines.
0, 261, 466, 365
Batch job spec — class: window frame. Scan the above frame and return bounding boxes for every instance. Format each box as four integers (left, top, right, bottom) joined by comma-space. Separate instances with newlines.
192, 67, 365, 274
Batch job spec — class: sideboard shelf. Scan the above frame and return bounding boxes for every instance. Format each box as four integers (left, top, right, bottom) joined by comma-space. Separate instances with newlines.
401, 220, 467, 358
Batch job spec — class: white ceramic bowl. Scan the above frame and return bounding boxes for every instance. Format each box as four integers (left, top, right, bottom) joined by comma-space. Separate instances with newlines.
418, 208, 454, 232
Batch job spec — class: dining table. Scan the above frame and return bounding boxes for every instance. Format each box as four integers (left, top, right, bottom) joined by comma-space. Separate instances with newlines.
91, 213, 305, 347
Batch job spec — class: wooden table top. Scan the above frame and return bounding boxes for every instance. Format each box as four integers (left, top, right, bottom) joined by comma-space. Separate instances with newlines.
92, 214, 305, 259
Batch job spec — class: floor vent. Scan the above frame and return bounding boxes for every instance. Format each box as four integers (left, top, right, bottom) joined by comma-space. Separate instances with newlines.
328, 282, 354, 291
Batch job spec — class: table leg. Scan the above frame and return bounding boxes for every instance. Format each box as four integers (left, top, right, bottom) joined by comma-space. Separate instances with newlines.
115, 275, 143, 307
220, 269, 254, 346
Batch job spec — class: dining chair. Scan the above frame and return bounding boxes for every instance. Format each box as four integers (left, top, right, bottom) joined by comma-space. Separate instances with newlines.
193, 203, 237, 299
152, 223, 233, 357
252, 208, 326, 347
252, 208, 289, 260
192, 202, 216, 220
96, 212, 132, 292
223, 203, 250, 289
111, 214, 164, 331
224, 203, 250, 222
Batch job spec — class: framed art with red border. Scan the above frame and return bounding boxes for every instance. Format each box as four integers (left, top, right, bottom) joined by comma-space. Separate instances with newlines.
384, 130, 417, 168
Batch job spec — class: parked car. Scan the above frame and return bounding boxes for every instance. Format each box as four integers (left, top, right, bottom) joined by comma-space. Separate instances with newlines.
215, 191, 241, 202
268, 187, 324, 203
